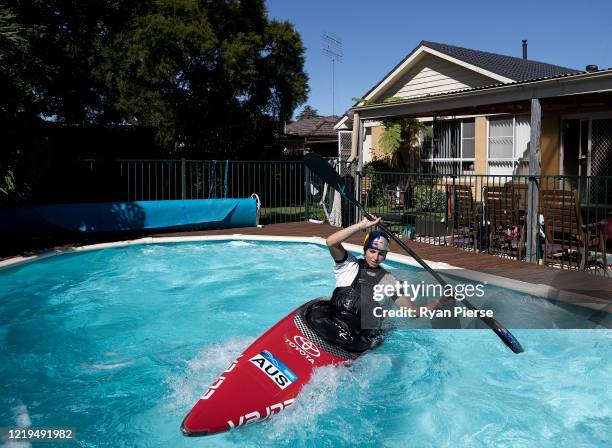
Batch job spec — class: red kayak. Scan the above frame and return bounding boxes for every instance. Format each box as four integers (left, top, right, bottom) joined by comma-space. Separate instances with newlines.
180, 298, 369, 436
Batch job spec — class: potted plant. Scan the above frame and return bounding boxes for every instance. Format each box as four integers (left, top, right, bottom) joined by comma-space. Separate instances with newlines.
413, 185, 446, 237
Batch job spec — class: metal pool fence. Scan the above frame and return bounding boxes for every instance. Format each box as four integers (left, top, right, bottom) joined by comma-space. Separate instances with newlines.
72, 159, 610, 273
78, 159, 308, 224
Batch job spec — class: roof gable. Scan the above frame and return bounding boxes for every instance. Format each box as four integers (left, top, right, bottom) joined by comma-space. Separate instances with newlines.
377, 52, 501, 101
335, 41, 580, 129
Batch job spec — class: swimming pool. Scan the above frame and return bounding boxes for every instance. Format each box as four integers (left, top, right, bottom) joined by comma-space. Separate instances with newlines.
0, 240, 610, 447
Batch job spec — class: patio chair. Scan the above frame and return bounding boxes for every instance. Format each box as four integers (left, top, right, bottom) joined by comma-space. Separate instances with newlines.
385, 178, 412, 210
448, 184, 480, 251
361, 175, 372, 207
482, 186, 525, 260
540, 189, 608, 271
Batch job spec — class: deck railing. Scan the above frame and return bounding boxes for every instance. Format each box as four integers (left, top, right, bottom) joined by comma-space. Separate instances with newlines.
362, 170, 611, 274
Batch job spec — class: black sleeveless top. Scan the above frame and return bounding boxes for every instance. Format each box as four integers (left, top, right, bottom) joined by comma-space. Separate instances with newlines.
330, 258, 387, 333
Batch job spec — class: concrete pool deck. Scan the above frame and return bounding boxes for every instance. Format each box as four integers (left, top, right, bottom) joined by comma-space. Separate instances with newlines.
1, 221, 610, 314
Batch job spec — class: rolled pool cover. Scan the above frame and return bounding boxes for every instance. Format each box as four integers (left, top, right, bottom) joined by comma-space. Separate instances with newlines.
0, 198, 256, 234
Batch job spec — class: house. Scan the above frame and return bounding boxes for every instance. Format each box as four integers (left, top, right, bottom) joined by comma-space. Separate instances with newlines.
335, 40, 612, 182
282, 115, 340, 157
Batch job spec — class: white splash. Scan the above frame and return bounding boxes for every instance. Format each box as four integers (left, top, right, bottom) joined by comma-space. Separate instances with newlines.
85, 361, 133, 370
164, 336, 254, 413
226, 241, 257, 248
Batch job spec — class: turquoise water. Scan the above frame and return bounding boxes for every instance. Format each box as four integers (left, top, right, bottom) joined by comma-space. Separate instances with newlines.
0, 241, 610, 447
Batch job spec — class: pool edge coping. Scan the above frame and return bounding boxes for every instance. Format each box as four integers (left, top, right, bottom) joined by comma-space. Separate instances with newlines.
0, 233, 609, 313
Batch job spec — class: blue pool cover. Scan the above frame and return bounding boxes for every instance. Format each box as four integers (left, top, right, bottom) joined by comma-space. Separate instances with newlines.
0, 198, 257, 234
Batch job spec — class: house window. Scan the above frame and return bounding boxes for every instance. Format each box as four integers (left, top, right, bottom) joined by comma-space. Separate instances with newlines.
487, 115, 530, 175
461, 120, 475, 158
420, 119, 475, 174
460, 119, 475, 173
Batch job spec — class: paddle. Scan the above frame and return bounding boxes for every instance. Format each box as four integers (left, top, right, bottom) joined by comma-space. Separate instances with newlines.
305, 153, 524, 354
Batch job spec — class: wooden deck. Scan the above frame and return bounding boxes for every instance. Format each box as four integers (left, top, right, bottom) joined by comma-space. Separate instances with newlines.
155, 222, 612, 305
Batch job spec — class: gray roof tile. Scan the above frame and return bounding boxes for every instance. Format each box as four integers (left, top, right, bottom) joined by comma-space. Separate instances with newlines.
421, 41, 579, 81
285, 116, 340, 137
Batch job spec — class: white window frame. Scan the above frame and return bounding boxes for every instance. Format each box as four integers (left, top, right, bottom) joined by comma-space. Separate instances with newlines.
421, 118, 476, 174
487, 115, 515, 161
486, 114, 530, 175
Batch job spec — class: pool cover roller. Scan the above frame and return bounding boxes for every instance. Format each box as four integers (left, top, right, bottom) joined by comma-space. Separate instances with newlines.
0, 198, 256, 234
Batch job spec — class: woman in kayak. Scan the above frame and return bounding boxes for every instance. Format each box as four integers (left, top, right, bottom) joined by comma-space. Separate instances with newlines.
315, 215, 451, 351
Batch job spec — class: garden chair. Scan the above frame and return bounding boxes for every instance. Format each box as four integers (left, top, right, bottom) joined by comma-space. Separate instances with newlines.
540, 189, 607, 271
361, 174, 372, 207
385, 178, 412, 210
482, 186, 525, 260
448, 184, 480, 251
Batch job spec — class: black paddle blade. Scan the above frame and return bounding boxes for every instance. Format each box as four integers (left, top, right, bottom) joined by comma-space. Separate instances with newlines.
491, 322, 524, 353
304, 153, 349, 199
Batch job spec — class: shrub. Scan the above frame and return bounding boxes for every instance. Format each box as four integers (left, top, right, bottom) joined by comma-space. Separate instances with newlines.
414, 186, 445, 213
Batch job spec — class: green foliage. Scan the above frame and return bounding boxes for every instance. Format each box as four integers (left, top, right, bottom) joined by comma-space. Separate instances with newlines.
350, 97, 431, 157
379, 117, 431, 155
364, 164, 375, 178
379, 121, 402, 155
414, 186, 446, 213
297, 105, 319, 120
0, 168, 28, 204
0, 4, 26, 68
99, 0, 308, 154
3, 0, 309, 157
362, 164, 393, 208
363, 159, 393, 172
0, 3, 32, 121
0, 170, 15, 197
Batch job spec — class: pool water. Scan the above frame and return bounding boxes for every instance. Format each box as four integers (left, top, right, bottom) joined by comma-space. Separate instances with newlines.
0, 241, 610, 447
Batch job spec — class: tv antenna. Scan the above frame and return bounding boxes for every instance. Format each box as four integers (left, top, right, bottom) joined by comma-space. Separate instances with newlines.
322, 32, 342, 116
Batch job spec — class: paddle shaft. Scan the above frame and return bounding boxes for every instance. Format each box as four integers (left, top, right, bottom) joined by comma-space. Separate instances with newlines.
304, 153, 523, 352
351, 196, 497, 326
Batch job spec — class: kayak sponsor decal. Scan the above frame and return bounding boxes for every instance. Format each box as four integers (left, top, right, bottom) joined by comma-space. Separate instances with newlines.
249, 351, 298, 390
285, 335, 320, 364
200, 355, 242, 400
293, 335, 320, 357
227, 399, 295, 429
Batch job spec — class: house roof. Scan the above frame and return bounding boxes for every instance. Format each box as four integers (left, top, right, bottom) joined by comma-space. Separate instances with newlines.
285, 116, 340, 138
352, 68, 612, 120
335, 40, 581, 129
420, 41, 580, 81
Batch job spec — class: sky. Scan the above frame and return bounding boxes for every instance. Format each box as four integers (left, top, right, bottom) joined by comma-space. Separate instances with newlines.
266, 0, 612, 120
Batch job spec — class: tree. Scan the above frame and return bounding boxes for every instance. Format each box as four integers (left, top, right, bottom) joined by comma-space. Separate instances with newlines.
296, 105, 319, 121
4, 0, 309, 158
100, 0, 308, 156
0, 3, 32, 202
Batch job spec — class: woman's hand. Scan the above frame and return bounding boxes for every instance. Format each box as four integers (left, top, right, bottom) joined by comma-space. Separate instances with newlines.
360, 215, 381, 230
327, 214, 383, 260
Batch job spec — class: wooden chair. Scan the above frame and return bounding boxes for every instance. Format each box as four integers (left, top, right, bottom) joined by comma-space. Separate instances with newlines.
361, 175, 372, 206
385, 178, 411, 210
448, 184, 479, 250
540, 189, 607, 271
482, 186, 525, 260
